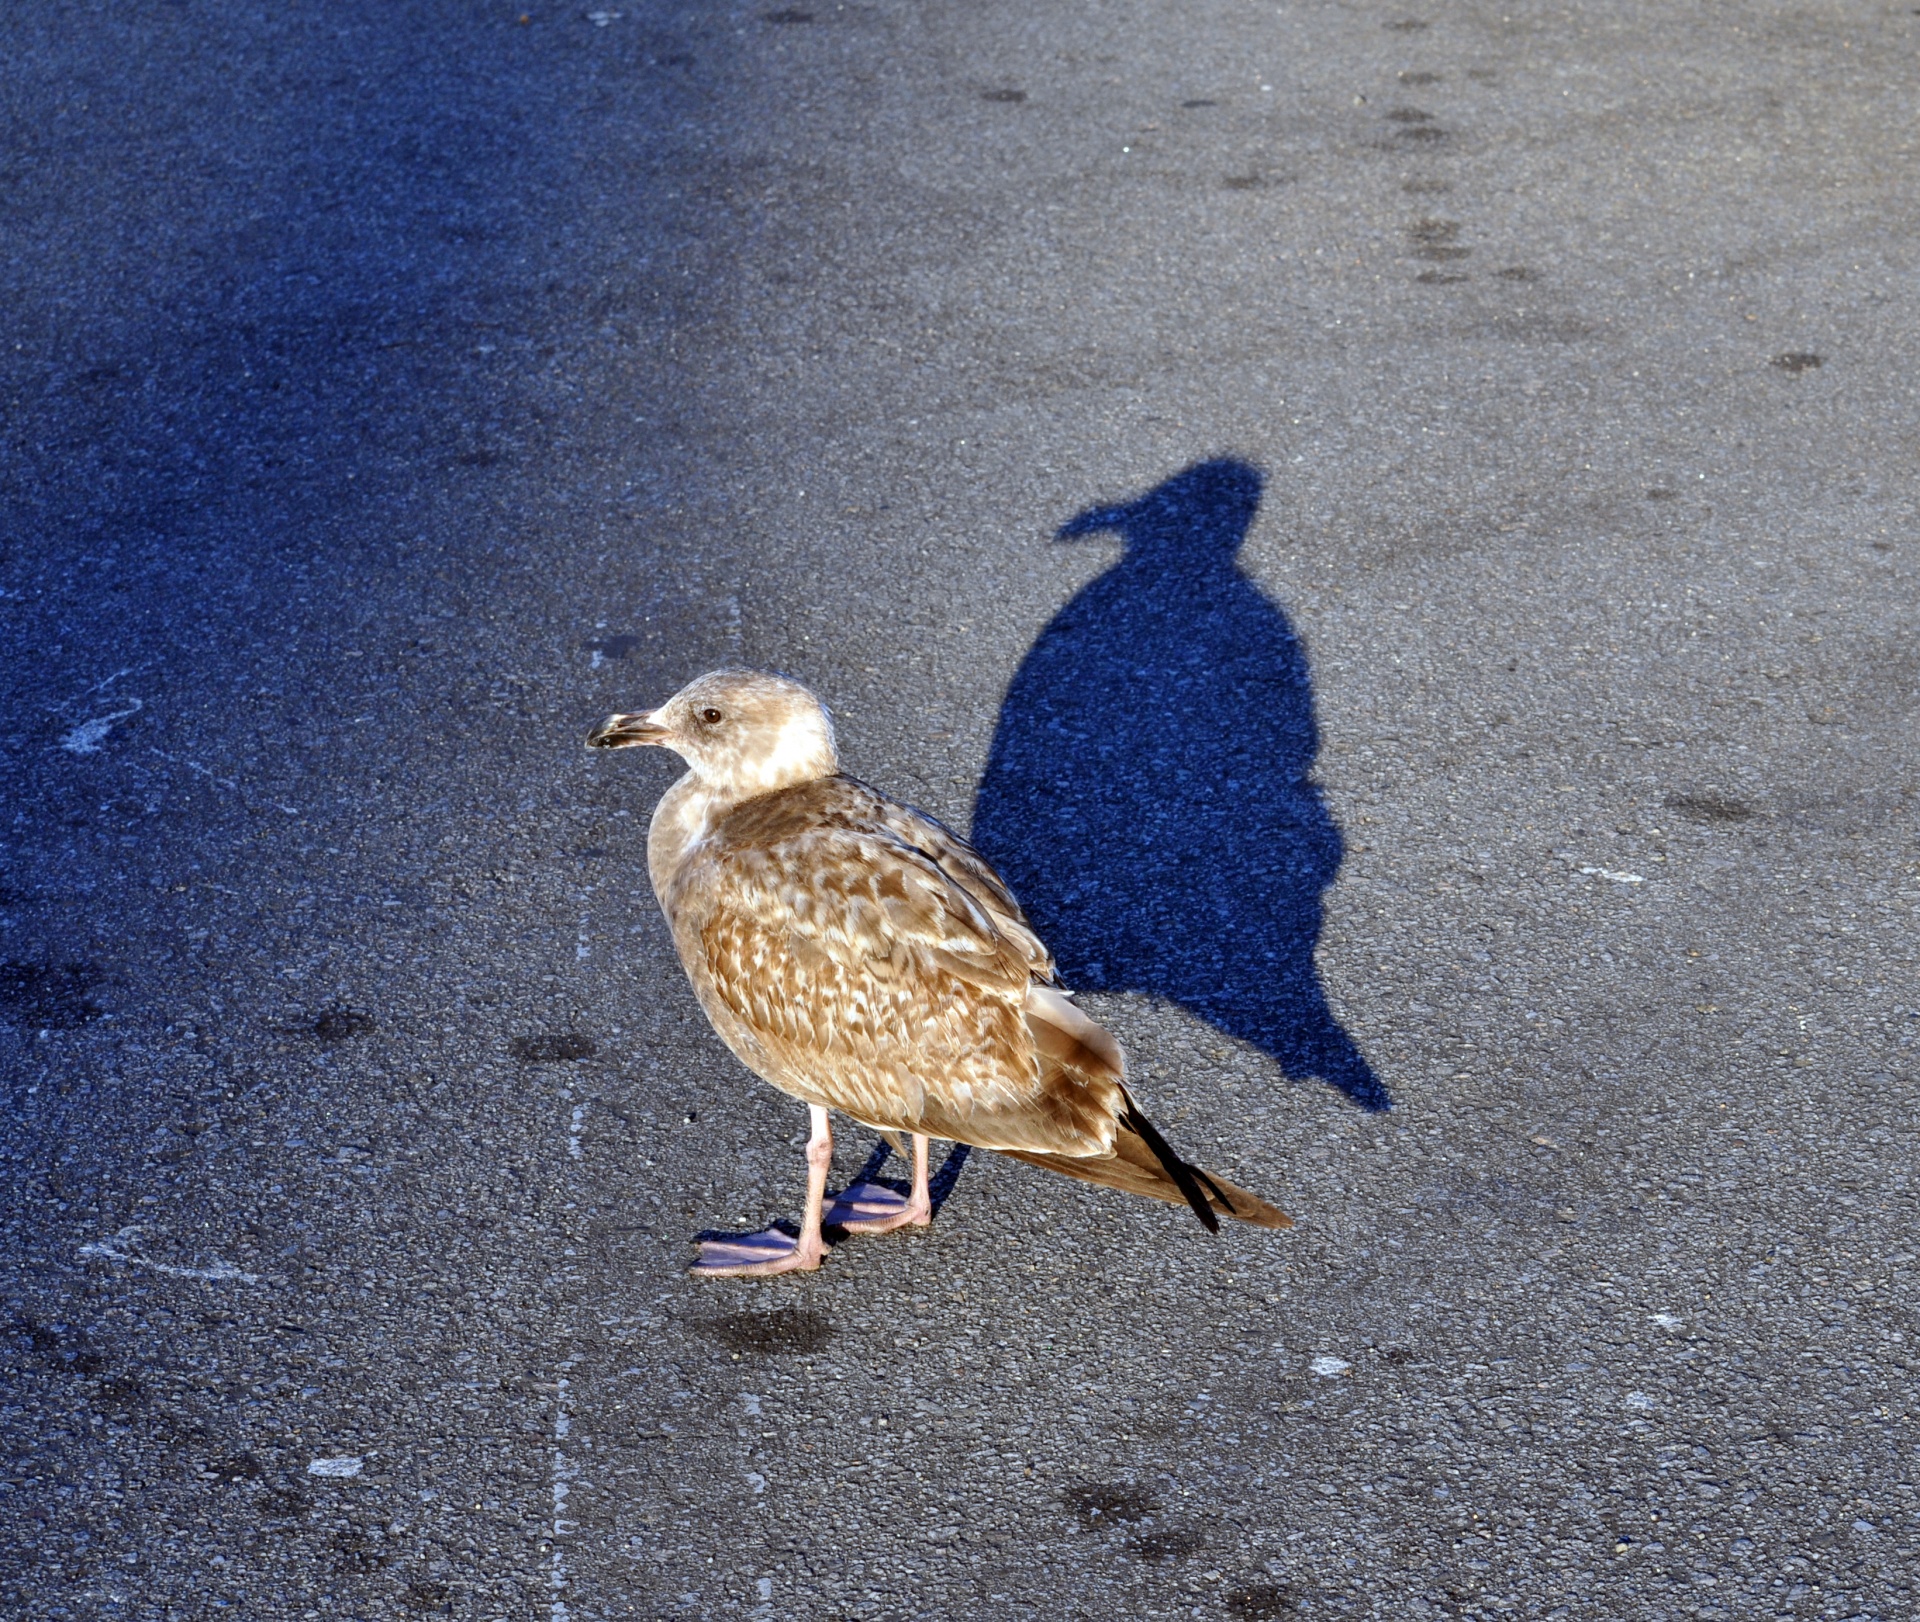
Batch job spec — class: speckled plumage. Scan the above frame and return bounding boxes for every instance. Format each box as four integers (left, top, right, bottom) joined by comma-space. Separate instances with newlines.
590, 669, 1288, 1256
665, 771, 1120, 1155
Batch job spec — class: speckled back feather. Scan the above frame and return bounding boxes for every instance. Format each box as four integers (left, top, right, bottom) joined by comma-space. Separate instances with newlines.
668, 775, 1122, 1155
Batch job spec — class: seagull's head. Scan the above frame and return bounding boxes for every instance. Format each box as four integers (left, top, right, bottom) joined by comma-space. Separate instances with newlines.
586, 669, 839, 797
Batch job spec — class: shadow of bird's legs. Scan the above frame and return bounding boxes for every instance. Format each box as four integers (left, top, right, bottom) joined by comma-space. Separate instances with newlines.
826, 1132, 933, 1234
691, 1104, 833, 1277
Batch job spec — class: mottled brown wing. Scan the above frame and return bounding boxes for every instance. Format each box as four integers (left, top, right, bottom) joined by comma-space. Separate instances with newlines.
678, 809, 1107, 1154
863, 787, 1056, 984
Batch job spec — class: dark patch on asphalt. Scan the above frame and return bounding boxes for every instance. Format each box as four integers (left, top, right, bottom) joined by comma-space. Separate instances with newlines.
312, 1008, 376, 1043
1386, 17, 1430, 30
1403, 177, 1451, 194
1646, 487, 1678, 500
1408, 218, 1468, 260
200, 1453, 264, 1484
1062, 1482, 1157, 1527
401, 1579, 453, 1613
1495, 266, 1539, 281
1395, 124, 1449, 142
1398, 70, 1442, 85
15, 1318, 107, 1376
1228, 1582, 1301, 1617
94, 1374, 145, 1408
762, 7, 812, 21
1181, 98, 1218, 108
1665, 790, 1753, 823
585, 633, 642, 661
1223, 174, 1268, 190
0, 960, 103, 1029
1416, 271, 1469, 285
333, 1528, 390, 1573
1129, 1525, 1205, 1561
1386, 107, 1435, 123
705, 1307, 835, 1356
1378, 1345, 1417, 1365
258, 1487, 311, 1518
1772, 352, 1822, 374
981, 88, 1027, 103
508, 1032, 598, 1062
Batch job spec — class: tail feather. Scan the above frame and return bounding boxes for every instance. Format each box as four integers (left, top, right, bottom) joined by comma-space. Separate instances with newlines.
1119, 1093, 1223, 1232
1013, 984, 1291, 1231
999, 1094, 1292, 1232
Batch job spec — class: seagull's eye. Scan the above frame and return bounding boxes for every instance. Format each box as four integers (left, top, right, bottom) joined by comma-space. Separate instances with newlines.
698, 707, 724, 725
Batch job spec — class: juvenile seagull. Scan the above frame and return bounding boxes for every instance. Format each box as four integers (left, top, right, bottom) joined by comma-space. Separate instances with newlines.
587, 669, 1290, 1276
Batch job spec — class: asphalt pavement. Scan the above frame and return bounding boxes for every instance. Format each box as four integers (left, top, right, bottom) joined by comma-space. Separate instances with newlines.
3, 2, 1917, 1619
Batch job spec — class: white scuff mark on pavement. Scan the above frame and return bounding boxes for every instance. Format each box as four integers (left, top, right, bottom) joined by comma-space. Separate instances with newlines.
587, 8, 623, 23
721, 592, 742, 652
568, 1104, 586, 1160
745, 1471, 766, 1495
308, 1456, 363, 1478
551, 1353, 581, 1622
577, 909, 591, 961
148, 747, 238, 790
1579, 865, 1645, 885
62, 698, 144, 755
1650, 1313, 1683, 1331
740, 1392, 763, 1417
1309, 1355, 1351, 1378
1624, 1391, 1655, 1410
751, 1575, 774, 1619
78, 1224, 261, 1285
54, 666, 140, 709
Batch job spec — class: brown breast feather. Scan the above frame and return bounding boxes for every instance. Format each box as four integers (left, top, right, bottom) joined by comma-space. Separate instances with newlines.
665, 776, 1119, 1156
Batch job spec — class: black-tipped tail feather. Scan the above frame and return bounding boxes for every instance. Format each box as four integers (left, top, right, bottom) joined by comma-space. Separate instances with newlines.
998, 1092, 1292, 1232
1119, 1092, 1223, 1233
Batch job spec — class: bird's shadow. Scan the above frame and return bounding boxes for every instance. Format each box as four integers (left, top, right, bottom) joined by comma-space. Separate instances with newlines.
969, 458, 1387, 1111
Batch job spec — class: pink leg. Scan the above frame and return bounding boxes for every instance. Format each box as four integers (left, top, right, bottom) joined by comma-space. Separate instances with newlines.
690, 1105, 833, 1277
825, 1132, 933, 1235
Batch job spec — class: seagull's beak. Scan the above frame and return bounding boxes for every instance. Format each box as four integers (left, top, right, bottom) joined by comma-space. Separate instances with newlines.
586, 710, 672, 749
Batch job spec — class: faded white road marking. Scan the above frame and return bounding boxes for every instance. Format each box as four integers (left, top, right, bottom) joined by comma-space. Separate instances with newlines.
1309, 1354, 1352, 1377
568, 1104, 586, 1161
78, 1224, 260, 1285
308, 1456, 363, 1478
551, 1355, 580, 1620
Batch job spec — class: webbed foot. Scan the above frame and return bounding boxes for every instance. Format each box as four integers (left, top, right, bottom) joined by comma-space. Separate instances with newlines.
824, 1181, 932, 1235
690, 1227, 824, 1277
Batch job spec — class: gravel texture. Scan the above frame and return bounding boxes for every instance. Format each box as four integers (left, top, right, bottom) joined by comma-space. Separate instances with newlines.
2, 2, 1916, 1619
